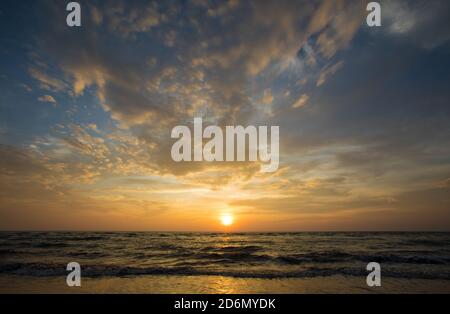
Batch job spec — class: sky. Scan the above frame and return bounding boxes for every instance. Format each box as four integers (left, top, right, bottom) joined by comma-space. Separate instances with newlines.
0, 0, 449, 231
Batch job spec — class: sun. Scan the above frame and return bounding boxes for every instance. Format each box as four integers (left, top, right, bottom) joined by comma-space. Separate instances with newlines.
220, 214, 234, 226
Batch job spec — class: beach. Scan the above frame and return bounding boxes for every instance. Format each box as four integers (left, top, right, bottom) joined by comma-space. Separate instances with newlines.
1, 232, 449, 293
1, 274, 450, 294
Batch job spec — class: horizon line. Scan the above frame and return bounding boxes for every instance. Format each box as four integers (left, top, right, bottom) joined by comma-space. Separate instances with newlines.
1, 229, 449, 233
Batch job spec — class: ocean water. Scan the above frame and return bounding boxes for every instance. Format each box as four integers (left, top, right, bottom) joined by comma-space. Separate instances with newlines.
0, 232, 450, 280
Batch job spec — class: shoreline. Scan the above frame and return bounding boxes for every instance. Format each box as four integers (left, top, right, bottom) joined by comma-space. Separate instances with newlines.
1, 275, 449, 294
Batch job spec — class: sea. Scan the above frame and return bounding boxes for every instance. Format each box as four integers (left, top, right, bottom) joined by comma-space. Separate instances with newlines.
1, 232, 449, 281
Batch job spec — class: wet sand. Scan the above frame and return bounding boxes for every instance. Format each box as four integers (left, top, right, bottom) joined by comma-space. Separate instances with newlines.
1, 275, 449, 294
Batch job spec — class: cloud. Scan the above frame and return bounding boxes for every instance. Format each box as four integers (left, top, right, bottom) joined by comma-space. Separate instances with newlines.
3, 0, 448, 231
29, 67, 68, 92
19, 0, 401, 187
38, 95, 57, 105
384, 0, 418, 34
307, 0, 365, 58
261, 89, 274, 105
20, 83, 32, 92
292, 94, 309, 109
102, 1, 162, 38
316, 61, 344, 86
206, 0, 240, 17
383, 0, 450, 49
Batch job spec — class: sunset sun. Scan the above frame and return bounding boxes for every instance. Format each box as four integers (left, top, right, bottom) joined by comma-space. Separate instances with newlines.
220, 214, 234, 226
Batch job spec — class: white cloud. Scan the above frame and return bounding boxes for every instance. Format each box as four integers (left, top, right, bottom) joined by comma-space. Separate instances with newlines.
38, 95, 57, 105
292, 94, 309, 109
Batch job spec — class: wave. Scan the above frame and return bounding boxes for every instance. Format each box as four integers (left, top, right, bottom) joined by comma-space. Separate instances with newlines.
200, 245, 263, 253
65, 251, 108, 258
32, 242, 71, 248
404, 238, 450, 246
1, 262, 449, 280
1, 232, 450, 282
0, 249, 20, 255
3, 248, 447, 266
275, 251, 450, 265
156, 250, 450, 265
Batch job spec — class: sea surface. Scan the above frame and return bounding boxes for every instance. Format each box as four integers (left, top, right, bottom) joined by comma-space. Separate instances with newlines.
0, 232, 450, 281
